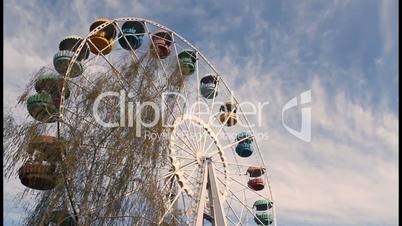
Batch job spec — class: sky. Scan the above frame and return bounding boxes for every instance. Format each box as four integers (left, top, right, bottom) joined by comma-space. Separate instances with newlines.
3, 0, 399, 226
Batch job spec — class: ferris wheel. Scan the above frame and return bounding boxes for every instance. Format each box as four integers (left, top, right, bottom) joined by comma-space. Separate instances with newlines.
14, 17, 277, 226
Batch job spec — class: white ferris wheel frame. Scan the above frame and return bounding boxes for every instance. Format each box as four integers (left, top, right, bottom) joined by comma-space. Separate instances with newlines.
56, 17, 277, 226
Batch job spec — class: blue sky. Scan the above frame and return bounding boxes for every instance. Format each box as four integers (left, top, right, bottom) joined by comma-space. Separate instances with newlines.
4, 0, 398, 225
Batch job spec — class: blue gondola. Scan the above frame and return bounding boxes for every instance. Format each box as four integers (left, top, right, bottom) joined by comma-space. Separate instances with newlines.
235, 131, 253, 157
200, 75, 218, 99
118, 21, 145, 50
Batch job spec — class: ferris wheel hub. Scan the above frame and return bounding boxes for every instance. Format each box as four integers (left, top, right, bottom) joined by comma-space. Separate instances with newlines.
170, 114, 229, 199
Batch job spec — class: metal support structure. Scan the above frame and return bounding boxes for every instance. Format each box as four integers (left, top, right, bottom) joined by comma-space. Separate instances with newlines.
52, 17, 277, 225
206, 181, 214, 224
207, 160, 227, 226
195, 161, 209, 226
195, 159, 227, 226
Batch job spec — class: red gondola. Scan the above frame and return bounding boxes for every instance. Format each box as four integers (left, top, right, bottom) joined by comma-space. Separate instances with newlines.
18, 162, 57, 190
151, 30, 172, 59
247, 166, 266, 177
27, 136, 64, 161
248, 178, 265, 191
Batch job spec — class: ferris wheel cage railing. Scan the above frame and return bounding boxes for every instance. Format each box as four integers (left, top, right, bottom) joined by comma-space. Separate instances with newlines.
59, 17, 277, 225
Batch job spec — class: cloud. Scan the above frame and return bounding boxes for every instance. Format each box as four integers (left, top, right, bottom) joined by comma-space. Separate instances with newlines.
197, 2, 398, 224
3, 0, 398, 226
218, 56, 398, 225
379, 0, 397, 55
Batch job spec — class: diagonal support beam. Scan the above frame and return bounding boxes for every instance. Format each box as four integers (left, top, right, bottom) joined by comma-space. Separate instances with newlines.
195, 161, 209, 226
207, 161, 228, 226
194, 159, 227, 226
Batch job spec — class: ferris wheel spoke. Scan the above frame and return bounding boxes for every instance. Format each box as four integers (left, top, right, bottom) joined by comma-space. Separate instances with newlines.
202, 106, 236, 155
172, 142, 196, 158
224, 199, 245, 226
96, 51, 130, 90
81, 51, 99, 67
143, 22, 168, 84
170, 34, 192, 103
184, 164, 199, 178
171, 34, 186, 80
173, 96, 201, 151
180, 192, 191, 223
201, 76, 220, 153
213, 176, 250, 225
171, 40, 202, 152
200, 127, 210, 155
193, 124, 210, 153
212, 168, 244, 178
113, 22, 147, 73
174, 125, 199, 152
86, 38, 105, 64
196, 120, 225, 157
227, 187, 272, 226
230, 187, 250, 195
189, 120, 202, 151
182, 166, 200, 192
174, 160, 197, 173
171, 211, 184, 225
111, 24, 163, 96
209, 143, 248, 160
86, 38, 119, 73
212, 160, 257, 169
63, 104, 121, 129
180, 175, 199, 190
221, 135, 255, 151
174, 129, 198, 155
194, 51, 203, 149
226, 215, 238, 226
116, 47, 164, 99
169, 155, 197, 161
63, 108, 105, 129
67, 78, 93, 94
215, 127, 245, 176
216, 106, 236, 135
206, 76, 221, 125
215, 167, 268, 200
175, 128, 198, 154
174, 147, 196, 161
157, 169, 190, 184
172, 41, 208, 127
164, 179, 180, 207
160, 174, 176, 192
158, 188, 184, 225
227, 190, 247, 226
184, 120, 200, 150
203, 138, 218, 157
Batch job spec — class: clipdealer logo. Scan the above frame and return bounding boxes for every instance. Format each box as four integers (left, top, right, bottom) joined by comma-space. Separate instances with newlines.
92, 90, 312, 142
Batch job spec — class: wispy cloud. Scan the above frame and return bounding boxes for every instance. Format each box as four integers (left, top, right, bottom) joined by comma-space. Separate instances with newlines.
379, 0, 397, 55
4, 0, 398, 226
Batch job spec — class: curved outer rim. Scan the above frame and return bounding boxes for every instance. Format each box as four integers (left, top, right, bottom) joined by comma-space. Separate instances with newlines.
60, 17, 277, 225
